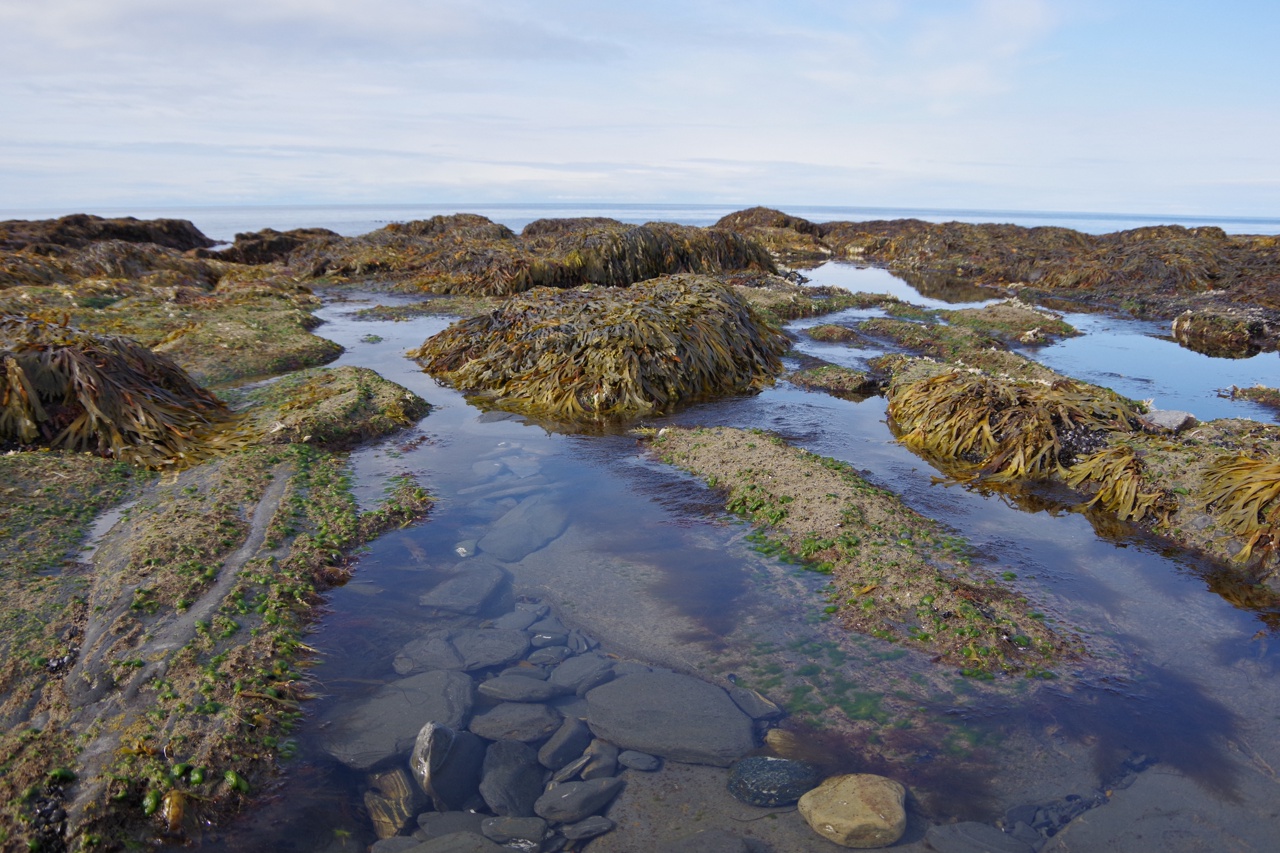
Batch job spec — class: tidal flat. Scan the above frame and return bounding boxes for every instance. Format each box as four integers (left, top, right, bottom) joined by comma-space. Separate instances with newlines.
1, 210, 1279, 851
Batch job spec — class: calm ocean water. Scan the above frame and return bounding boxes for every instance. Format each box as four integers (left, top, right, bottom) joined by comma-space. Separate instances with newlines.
3, 202, 1279, 245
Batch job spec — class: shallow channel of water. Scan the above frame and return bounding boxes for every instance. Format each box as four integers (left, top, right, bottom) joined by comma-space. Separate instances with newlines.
202, 267, 1280, 851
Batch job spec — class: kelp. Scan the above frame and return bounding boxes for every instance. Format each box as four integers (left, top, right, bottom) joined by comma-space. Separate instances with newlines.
1202, 455, 1280, 561
410, 274, 789, 420
1065, 444, 1167, 522
0, 313, 241, 467
887, 369, 1141, 483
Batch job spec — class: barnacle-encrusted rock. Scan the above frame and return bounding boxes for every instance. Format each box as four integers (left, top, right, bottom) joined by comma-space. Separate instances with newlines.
411, 274, 789, 420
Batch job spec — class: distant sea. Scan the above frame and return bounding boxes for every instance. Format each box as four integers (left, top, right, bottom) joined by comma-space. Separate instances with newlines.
2, 202, 1278, 246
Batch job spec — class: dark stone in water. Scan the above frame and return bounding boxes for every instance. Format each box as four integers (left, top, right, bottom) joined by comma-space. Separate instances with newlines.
478, 675, 563, 703
419, 562, 510, 615
533, 777, 625, 824
580, 739, 619, 780
411, 722, 487, 812
479, 740, 546, 817
561, 815, 615, 841
480, 815, 548, 846
538, 717, 593, 770
726, 756, 820, 807
528, 646, 574, 666
617, 750, 661, 771
585, 672, 756, 767
468, 702, 562, 743
395, 627, 530, 675
478, 494, 570, 562
548, 653, 613, 695
322, 671, 475, 772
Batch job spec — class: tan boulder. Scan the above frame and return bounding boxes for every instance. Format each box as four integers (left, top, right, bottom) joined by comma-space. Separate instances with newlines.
797, 773, 907, 848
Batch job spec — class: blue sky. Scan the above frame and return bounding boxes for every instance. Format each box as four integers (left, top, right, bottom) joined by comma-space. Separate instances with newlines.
1, 0, 1277, 215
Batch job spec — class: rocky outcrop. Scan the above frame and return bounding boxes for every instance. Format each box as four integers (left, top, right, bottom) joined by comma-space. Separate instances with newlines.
0, 213, 214, 252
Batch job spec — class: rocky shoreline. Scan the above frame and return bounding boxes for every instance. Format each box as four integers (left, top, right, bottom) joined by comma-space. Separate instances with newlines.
2, 210, 1279, 849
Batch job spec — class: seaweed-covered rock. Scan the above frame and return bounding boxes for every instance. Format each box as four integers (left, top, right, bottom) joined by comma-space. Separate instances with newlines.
1171, 305, 1280, 357
0, 214, 214, 252
209, 227, 339, 265
290, 216, 775, 296
0, 314, 238, 466
411, 275, 789, 420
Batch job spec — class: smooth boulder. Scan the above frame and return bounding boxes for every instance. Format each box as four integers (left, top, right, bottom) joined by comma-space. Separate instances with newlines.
797, 774, 907, 848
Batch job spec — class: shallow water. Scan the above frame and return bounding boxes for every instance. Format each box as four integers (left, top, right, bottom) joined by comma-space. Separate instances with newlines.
202, 268, 1280, 851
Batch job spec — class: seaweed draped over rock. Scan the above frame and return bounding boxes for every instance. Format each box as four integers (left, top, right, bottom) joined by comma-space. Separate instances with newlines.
410, 275, 789, 419
289, 215, 777, 296
0, 313, 239, 466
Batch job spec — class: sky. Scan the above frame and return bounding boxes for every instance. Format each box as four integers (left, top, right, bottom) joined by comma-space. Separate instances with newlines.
1, 0, 1277, 216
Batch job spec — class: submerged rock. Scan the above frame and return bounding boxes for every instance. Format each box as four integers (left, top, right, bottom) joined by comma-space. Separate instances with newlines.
533, 777, 625, 823
477, 495, 570, 562
411, 722, 487, 812
727, 755, 821, 807
322, 671, 475, 771
418, 562, 511, 615
585, 671, 755, 766
797, 774, 907, 848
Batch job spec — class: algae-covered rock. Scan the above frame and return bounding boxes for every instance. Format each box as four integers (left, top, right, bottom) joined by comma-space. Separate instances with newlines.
0, 213, 215, 252
411, 275, 789, 420
291, 216, 775, 296
1, 313, 239, 466
1171, 305, 1280, 357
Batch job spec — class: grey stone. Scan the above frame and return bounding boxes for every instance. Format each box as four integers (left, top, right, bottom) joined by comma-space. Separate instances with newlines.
551, 754, 591, 783
527, 646, 573, 666
538, 717, 593, 770
617, 750, 660, 771
727, 756, 820, 807
410, 722, 487, 811
664, 829, 752, 852
1139, 409, 1197, 433
469, 702, 562, 743
413, 832, 504, 852
479, 740, 546, 817
499, 664, 549, 680
585, 672, 756, 767
395, 628, 530, 675
322, 671, 475, 771
549, 694, 589, 719
529, 617, 567, 635
925, 822, 1034, 853
567, 630, 597, 653
530, 632, 568, 649
533, 777, 625, 823
480, 815, 547, 845
419, 563, 510, 615
729, 686, 784, 720
580, 739, 618, 780
547, 654, 614, 696
561, 815, 614, 841
492, 610, 539, 630
478, 495, 569, 562
478, 675, 563, 703
417, 812, 486, 839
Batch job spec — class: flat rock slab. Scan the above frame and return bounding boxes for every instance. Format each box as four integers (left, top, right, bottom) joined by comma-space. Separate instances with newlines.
419, 562, 510, 615
585, 672, 755, 767
396, 628, 531, 675
534, 777, 625, 823
478, 494, 569, 562
478, 674, 563, 703
468, 702, 562, 743
322, 670, 475, 771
